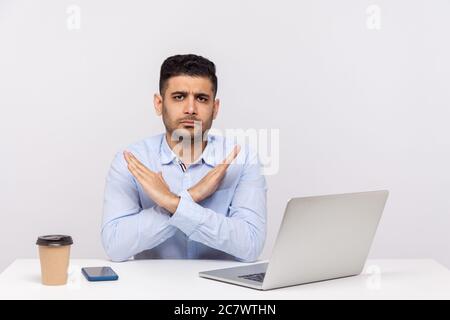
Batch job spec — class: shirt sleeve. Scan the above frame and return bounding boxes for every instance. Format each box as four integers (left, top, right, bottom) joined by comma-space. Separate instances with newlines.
101, 151, 178, 262
168, 147, 267, 263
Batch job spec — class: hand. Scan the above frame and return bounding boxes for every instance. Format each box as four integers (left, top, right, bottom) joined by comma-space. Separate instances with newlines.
124, 151, 180, 214
188, 145, 241, 203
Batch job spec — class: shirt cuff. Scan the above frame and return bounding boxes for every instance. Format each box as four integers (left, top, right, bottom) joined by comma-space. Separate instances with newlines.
168, 190, 206, 236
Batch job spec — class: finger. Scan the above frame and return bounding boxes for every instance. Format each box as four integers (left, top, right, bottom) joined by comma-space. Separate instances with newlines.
128, 162, 149, 180
221, 145, 241, 168
125, 154, 148, 178
127, 152, 154, 175
127, 152, 142, 165
129, 153, 146, 170
124, 151, 138, 168
123, 151, 131, 164
127, 162, 145, 181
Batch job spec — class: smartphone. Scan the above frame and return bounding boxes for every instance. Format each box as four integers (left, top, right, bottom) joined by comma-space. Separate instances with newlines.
81, 266, 119, 282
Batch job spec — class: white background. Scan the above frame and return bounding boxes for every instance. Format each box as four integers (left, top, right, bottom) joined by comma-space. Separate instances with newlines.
0, 0, 449, 272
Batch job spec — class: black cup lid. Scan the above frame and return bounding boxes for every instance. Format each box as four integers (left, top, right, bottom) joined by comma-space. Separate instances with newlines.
36, 235, 73, 246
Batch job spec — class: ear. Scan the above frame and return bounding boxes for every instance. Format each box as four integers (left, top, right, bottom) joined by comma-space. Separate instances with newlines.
212, 98, 220, 120
154, 93, 163, 116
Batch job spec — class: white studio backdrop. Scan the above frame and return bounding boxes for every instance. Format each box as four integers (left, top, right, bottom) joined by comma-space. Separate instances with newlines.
1, 0, 449, 272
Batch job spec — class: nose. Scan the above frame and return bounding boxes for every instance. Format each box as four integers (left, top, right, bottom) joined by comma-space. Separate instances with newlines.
183, 95, 197, 115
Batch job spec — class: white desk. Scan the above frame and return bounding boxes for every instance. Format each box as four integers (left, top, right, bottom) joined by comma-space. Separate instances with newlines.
0, 259, 449, 300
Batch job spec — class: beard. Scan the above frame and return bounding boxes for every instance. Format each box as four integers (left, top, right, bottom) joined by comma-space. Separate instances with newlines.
161, 103, 213, 142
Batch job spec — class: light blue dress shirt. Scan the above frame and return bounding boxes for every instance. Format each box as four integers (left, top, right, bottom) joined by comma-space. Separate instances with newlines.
101, 133, 267, 263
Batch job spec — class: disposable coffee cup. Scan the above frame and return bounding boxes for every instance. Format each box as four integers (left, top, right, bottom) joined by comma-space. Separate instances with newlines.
36, 235, 73, 286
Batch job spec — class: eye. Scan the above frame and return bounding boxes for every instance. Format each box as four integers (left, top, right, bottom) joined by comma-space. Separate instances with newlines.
197, 96, 208, 103
174, 95, 184, 101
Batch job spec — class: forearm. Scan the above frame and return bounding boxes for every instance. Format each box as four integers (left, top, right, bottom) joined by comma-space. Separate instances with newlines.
168, 190, 266, 262
189, 208, 265, 262
102, 206, 177, 262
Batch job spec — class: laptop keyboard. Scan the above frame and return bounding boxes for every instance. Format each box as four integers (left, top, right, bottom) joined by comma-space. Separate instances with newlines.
238, 272, 266, 282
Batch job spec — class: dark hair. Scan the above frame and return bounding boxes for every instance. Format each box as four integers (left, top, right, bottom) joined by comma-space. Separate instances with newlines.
159, 54, 218, 97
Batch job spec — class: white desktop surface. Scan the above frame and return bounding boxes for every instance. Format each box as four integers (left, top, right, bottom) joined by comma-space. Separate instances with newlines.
0, 259, 449, 300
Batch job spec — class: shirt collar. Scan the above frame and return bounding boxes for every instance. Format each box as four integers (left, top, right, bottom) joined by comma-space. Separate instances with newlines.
159, 133, 217, 167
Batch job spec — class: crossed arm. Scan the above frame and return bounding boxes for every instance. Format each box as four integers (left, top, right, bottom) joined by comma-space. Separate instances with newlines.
122, 146, 241, 215
101, 145, 267, 263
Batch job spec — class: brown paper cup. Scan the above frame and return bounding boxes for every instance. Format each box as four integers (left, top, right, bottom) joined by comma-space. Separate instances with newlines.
36, 235, 73, 286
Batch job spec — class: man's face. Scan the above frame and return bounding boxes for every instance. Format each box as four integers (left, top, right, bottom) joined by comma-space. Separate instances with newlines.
154, 75, 219, 140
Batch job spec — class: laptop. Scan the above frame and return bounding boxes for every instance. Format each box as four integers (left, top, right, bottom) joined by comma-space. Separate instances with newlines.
199, 190, 389, 290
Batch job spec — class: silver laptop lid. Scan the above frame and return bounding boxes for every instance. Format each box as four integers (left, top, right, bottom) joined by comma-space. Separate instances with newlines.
262, 190, 389, 290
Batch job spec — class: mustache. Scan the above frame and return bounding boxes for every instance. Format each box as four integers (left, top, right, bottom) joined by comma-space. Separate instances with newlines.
179, 117, 201, 122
